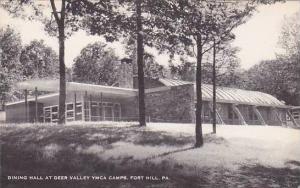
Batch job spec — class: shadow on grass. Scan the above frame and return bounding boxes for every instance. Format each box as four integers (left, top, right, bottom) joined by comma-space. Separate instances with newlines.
236, 164, 300, 188
145, 146, 196, 160
130, 130, 194, 146
0, 124, 244, 188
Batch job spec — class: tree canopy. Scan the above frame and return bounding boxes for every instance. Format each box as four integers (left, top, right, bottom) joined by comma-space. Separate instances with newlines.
20, 40, 59, 79
72, 42, 119, 86
0, 27, 22, 109
242, 10, 300, 105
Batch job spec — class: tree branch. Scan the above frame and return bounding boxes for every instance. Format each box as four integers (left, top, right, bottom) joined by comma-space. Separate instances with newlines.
49, 0, 60, 24
60, 0, 66, 25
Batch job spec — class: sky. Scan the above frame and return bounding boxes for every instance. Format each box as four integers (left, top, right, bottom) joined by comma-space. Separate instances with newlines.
0, 1, 299, 70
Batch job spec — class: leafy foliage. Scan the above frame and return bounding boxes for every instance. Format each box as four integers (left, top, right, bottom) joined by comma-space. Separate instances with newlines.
170, 44, 241, 86
124, 37, 167, 79
72, 42, 119, 86
0, 27, 59, 108
243, 59, 297, 105
242, 10, 300, 105
20, 40, 59, 79
169, 61, 196, 82
0, 27, 22, 109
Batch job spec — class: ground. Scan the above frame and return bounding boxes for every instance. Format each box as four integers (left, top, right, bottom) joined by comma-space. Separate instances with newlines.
0, 122, 299, 188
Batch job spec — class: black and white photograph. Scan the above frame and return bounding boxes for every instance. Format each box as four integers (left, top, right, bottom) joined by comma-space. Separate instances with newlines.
0, 0, 299, 187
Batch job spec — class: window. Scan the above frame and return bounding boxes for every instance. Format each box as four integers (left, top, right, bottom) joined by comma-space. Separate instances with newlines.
91, 102, 99, 121
65, 103, 75, 121
114, 104, 121, 121
293, 112, 299, 119
44, 107, 51, 122
66, 103, 73, 111
84, 102, 90, 121
104, 106, 113, 121
75, 102, 82, 121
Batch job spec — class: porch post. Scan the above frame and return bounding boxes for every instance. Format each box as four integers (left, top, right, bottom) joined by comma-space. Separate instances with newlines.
74, 92, 77, 121
273, 108, 283, 126
89, 94, 92, 121
232, 104, 247, 125
24, 89, 28, 123
208, 102, 225, 125
287, 109, 299, 127
100, 92, 103, 121
84, 91, 88, 121
81, 92, 85, 121
252, 106, 267, 125
35, 87, 38, 123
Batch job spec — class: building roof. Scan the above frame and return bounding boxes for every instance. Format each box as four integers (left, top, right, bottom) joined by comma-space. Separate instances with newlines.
11, 78, 287, 108
201, 84, 286, 107
16, 79, 137, 97
6, 93, 59, 106
158, 78, 286, 108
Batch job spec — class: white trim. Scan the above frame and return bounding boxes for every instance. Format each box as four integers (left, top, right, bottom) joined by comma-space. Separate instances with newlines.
6, 93, 59, 106
16, 80, 137, 97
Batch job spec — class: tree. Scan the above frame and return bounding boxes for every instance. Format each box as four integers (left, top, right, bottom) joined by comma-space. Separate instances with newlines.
74, 0, 171, 127
278, 10, 300, 105
0, 27, 23, 110
124, 38, 166, 79
1, 0, 112, 124
48, 0, 67, 124
20, 40, 59, 79
1, 0, 70, 124
72, 42, 119, 85
243, 59, 298, 105
242, 10, 300, 106
157, 0, 253, 147
169, 60, 196, 82
207, 42, 241, 133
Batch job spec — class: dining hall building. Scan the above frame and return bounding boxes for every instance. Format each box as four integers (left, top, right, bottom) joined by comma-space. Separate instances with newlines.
4, 61, 299, 127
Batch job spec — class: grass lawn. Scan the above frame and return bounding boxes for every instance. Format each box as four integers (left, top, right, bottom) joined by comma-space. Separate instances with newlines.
0, 122, 300, 188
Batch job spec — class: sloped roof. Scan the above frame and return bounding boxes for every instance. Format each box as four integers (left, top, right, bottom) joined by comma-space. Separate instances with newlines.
201, 84, 285, 107
13, 79, 286, 108
159, 78, 286, 107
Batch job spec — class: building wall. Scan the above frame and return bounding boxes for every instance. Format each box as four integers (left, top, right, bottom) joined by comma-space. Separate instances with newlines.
120, 96, 139, 121
133, 77, 164, 89
145, 84, 194, 123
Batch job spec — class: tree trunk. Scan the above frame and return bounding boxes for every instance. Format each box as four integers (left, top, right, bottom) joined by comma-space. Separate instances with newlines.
296, 55, 300, 106
57, 0, 66, 125
212, 40, 217, 134
195, 35, 203, 147
136, 0, 146, 126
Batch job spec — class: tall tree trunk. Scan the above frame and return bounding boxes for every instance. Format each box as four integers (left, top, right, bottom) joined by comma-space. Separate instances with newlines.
296, 55, 300, 106
136, 0, 146, 126
50, 0, 66, 125
195, 34, 203, 147
58, 24, 66, 124
212, 39, 217, 134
